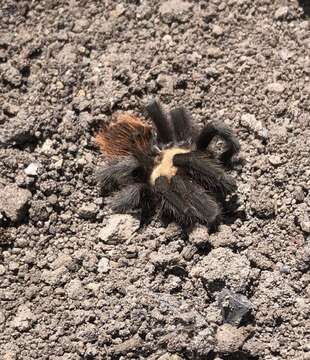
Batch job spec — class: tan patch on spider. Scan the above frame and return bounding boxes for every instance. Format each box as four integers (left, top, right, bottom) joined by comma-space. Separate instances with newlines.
150, 147, 191, 185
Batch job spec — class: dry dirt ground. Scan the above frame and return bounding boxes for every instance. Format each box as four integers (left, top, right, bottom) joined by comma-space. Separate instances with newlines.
1, 0, 310, 359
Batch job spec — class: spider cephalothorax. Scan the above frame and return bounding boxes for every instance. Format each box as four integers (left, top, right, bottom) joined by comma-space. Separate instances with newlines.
96, 100, 240, 229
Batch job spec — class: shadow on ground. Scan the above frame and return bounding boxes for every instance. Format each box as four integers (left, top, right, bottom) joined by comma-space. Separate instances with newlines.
299, 0, 310, 17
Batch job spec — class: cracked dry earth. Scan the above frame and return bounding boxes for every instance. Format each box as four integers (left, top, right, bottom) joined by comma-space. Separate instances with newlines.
1, 0, 310, 359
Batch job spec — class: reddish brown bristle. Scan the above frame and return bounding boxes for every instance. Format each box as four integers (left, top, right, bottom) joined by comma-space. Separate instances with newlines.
95, 113, 153, 157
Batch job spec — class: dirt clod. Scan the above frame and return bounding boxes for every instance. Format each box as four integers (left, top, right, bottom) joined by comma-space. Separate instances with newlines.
0, 184, 32, 223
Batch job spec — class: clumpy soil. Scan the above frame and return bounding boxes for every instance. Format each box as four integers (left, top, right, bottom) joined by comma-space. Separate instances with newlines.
1, 1, 310, 359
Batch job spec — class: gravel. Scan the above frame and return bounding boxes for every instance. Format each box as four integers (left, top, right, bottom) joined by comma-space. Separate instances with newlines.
1, 0, 310, 359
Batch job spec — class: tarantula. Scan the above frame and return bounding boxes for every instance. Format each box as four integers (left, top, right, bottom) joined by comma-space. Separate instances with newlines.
95, 100, 240, 229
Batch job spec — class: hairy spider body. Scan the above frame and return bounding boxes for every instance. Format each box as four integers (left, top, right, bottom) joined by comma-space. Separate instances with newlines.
96, 100, 240, 229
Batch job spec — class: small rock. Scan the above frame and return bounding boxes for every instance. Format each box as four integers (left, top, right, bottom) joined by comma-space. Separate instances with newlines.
300, 221, 310, 234
40, 139, 55, 155
86, 282, 101, 293
23, 250, 36, 265
216, 324, 251, 353
24, 163, 39, 176
73, 18, 89, 32
218, 289, 253, 326
98, 257, 110, 273
267, 82, 285, 93
157, 73, 174, 94
111, 335, 143, 355
78, 203, 98, 220
111, 3, 126, 17
51, 254, 74, 270
210, 225, 237, 248
159, 0, 192, 24
207, 47, 222, 58
98, 214, 139, 244
181, 245, 197, 260
72, 97, 90, 112
3, 351, 17, 360
65, 279, 86, 300
47, 194, 58, 205
279, 48, 294, 62
0, 311, 5, 324
8, 261, 19, 272
3, 103, 19, 116
191, 248, 250, 292
3, 64, 22, 87
189, 225, 209, 246
294, 186, 304, 203
0, 265, 6, 276
212, 25, 224, 36
205, 67, 220, 78
274, 6, 288, 20
150, 252, 180, 267
269, 155, 282, 166
0, 184, 32, 223
250, 191, 275, 219
11, 305, 36, 331
41, 266, 69, 286
240, 113, 268, 140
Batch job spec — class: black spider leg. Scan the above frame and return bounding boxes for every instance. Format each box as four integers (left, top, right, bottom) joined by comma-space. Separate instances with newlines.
195, 122, 240, 165
173, 152, 237, 196
111, 183, 147, 213
96, 156, 140, 193
171, 175, 221, 226
139, 185, 156, 228
111, 183, 156, 228
145, 100, 174, 145
169, 107, 194, 144
154, 176, 196, 225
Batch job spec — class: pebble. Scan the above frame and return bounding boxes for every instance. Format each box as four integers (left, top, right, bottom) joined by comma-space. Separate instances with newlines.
11, 305, 36, 331
300, 221, 310, 234
97, 257, 110, 273
269, 155, 282, 166
210, 225, 237, 248
212, 25, 224, 36
216, 324, 251, 353
156, 73, 174, 94
98, 214, 139, 244
159, 0, 192, 24
267, 82, 285, 93
78, 204, 98, 220
24, 163, 39, 176
218, 289, 253, 326
0, 184, 32, 223
240, 113, 268, 140
207, 46, 222, 58
294, 187, 304, 203
191, 248, 250, 292
41, 266, 69, 286
3, 65, 22, 87
0, 265, 6, 275
65, 279, 86, 300
189, 225, 209, 246
274, 6, 288, 20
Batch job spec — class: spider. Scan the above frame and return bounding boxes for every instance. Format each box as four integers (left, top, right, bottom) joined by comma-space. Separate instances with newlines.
95, 100, 240, 230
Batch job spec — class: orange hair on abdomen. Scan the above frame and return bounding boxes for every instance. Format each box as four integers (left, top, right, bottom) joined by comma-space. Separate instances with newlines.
95, 113, 153, 157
